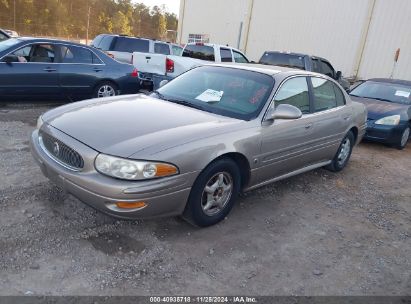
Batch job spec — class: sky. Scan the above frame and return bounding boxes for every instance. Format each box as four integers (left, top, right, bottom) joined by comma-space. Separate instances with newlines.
135, 0, 181, 16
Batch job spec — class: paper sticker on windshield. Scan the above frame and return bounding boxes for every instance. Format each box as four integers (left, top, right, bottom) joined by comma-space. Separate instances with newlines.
395, 90, 410, 98
195, 89, 224, 102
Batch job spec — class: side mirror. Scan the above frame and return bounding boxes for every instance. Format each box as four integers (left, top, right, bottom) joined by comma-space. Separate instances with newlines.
3, 54, 19, 64
265, 104, 303, 122
159, 79, 169, 88
336, 71, 342, 80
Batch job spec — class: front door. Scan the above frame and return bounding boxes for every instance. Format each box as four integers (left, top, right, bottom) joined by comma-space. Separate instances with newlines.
257, 76, 318, 184
0, 43, 60, 98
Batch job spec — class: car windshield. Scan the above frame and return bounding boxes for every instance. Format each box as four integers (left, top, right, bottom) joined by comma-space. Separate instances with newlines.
350, 81, 411, 105
0, 38, 20, 52
156, 66, 274, 120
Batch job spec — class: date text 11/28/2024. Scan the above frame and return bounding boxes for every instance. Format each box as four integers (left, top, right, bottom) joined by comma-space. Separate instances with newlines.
149, 296, 258, 303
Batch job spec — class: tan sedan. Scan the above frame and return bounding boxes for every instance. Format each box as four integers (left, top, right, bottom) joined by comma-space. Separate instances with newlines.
31, 64, 367, 227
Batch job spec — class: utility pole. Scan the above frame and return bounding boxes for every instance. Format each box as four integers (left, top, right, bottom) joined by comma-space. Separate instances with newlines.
86, 6, 91, 44
13, 0, 16, 30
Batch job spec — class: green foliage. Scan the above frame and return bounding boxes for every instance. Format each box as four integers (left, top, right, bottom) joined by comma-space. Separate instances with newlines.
0, 0, 178, 41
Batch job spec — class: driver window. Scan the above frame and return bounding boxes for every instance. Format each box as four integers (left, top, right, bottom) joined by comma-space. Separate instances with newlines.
274, 77, 310, 114
10, 44, 56, 63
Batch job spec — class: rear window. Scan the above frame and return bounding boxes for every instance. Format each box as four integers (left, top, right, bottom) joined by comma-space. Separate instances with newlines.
259, 52, 305, 70
113, 37, 149, 53
154, 43, 170, 55
91, 35, 104, 48
98, 36, 114, 51
182, 44, 215, 61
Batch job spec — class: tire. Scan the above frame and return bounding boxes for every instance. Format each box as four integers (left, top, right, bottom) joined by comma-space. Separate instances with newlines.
396, 126, 410, 150
326, 131, 355, 172
94, 81, 118, 98
182, 158, 241, 227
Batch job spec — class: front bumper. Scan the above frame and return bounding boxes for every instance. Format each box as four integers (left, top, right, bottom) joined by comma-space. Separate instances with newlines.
364, 120, 407, 145
30, 126, 197, 220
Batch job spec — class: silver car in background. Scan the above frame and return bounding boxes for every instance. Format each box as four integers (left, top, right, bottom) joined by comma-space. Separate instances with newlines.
31, 64, 367, 227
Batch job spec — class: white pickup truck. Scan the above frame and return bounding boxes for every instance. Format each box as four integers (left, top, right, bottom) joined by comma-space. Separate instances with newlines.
133, 43, 250, 90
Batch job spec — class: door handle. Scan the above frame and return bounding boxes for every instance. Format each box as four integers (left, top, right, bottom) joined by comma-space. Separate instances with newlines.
93, 68, 103, 72
43, 68, 56, 72
305, 123, 313, 129
343, 115, 351, 121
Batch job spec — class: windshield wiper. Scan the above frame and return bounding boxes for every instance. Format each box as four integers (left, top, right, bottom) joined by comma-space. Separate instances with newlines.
153, 91, 205, 111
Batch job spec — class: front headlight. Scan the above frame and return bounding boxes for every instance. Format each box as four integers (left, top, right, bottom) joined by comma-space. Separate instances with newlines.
36, 116, 44, 129
95, 154, 179, 180
375, 115, 401, 126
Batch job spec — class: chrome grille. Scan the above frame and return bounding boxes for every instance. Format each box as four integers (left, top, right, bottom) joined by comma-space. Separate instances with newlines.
39, 131, 84, 170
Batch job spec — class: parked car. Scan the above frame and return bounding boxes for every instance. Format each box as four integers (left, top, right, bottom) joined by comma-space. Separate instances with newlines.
0, 37, 140, 101
91, 34, 183, 64
31, 64, 366, 227
259, 51, 350, 91
0, 29, 10, 41
349, 78, 411, 149
3, 29, 19, 37
133, 42, 250, 90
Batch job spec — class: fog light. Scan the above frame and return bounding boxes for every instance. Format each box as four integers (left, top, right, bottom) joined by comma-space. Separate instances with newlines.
116, 201, 146, 209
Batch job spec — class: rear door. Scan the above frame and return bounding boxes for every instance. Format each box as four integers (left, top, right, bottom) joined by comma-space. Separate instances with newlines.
58, 44, 105, 99
306, 76, 351, 161
0, 43, 61, 97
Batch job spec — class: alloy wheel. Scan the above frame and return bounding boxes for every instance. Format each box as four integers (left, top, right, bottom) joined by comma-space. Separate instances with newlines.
201, 172, 233, 216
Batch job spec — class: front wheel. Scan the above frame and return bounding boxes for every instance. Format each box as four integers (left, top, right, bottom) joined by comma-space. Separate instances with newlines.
182, 158, 241, 227
94, 81, 118, 98
326, 131, 355, 172
397, 127, 410, 150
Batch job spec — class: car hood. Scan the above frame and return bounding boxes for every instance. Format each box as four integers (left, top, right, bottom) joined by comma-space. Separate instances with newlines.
350, 95, 410, 120
43, 94, 247, 158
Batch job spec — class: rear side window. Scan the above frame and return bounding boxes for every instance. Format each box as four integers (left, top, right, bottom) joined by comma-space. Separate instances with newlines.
320, 60, 335, 78
154, 43, 170, 55
91, 35, 104, 48
233, 50, 249, 63
220, 48, 232, 62
183, 44, 215, 61
333, 83, 346, 106
259, 52, 305, 70
60, 45, 101, 64
275, 77, 310, 114
99, 36, 114, 51
311, 77, 338, 112
172, 45, 183, 56
113, 37, 150, 53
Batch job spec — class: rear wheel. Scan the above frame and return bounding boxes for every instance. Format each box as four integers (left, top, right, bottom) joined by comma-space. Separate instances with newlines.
326, 131, 355, 172
397, 126, 410, 150
182, 158, 241, 227
94, 81, 117, 98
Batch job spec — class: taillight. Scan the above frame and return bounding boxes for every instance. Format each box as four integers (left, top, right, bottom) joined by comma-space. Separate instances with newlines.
131, 68, 139, 77
166, 58, 174, 73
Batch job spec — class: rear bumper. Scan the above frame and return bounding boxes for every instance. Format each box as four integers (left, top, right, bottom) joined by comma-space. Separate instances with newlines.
30, 128, 196, 220
364, 120, 407, 145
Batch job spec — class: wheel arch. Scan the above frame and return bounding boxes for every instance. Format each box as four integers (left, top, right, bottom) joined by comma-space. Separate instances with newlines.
210, 152, 251, 191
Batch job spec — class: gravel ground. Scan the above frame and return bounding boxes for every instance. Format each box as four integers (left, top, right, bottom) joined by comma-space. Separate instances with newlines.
0, 102, 410, 296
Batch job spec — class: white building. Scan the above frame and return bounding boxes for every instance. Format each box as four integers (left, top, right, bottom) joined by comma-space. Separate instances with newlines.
177, 0, 411, 81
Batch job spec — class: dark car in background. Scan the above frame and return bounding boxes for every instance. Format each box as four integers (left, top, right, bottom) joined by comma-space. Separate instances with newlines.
259, 51, 350, 91
0, 37, 140, 101
0, 29, 10, 41
91, 34, 183, 64
350, 78, 411, 149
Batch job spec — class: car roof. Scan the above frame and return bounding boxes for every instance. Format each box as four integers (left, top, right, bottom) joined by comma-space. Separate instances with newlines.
186, 42, 243, 53
367, 78, 411, 87
262, 50, 329, 62
209, 62, 317, 77
15, 37, 92, 48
